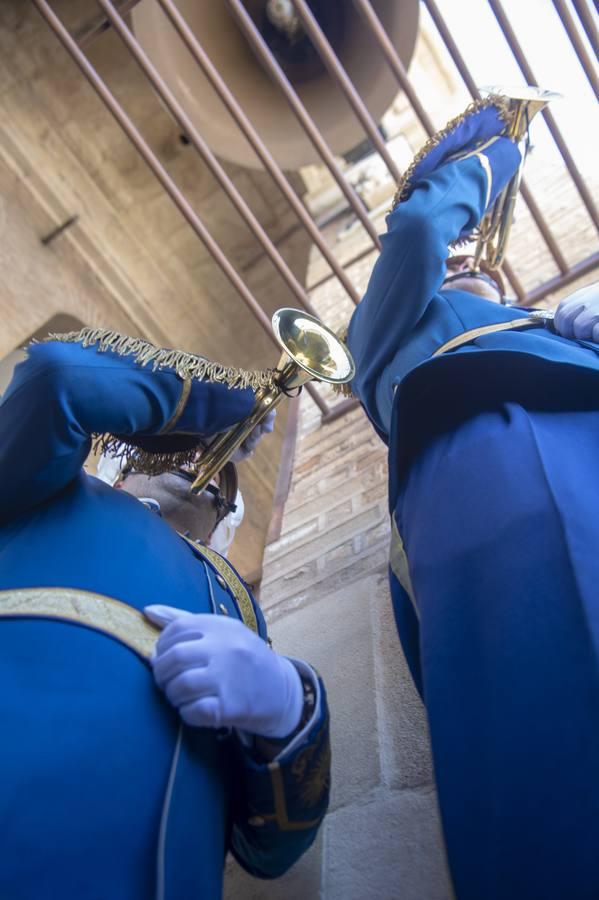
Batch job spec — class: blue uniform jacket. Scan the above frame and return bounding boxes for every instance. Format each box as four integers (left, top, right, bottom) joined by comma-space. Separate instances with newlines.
347, 137, 599, 511
0, 341, 330, 900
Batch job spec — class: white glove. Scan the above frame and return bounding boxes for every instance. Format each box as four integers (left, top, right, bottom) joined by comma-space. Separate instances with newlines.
144, 605, 303, 739
554, 283, 599, 343
231, 409, 276, 463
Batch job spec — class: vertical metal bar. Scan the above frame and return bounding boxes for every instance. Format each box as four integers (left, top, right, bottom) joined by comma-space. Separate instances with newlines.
519, 183, 568, 274
156, 0, 361, 305
290, 0, 402, 181
551, 0, 599, 101
571, 0, 599, 53
31, 0, 329, 415
423, 0, 480, 95
423, 0, 570, 292
97, 0, 322, 320
351, 0, 436, 137
226, 0, 382, 250
75, 0, 142, 48
501, 261, 526, 303
488, 0, 599, 230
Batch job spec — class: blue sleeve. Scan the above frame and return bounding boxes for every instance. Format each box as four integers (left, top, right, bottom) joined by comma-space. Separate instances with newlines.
347, 137, 521, 435
0, 341, 254, 522
228, 674, 330, 878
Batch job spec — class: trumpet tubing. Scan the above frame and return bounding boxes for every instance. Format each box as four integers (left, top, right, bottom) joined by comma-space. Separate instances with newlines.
190, 309, 355, 495
473, 85, 560, 273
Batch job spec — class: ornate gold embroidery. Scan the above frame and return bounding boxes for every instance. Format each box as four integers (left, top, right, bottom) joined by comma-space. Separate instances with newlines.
179, 535, 258, 634
291, 736, 332, 808
261, 762, 324, 832
0, 587, 160, 659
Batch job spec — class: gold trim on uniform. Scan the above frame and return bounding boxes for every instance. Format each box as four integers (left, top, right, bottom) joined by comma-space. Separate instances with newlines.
0, 587, 160, 659
432, 316, 542, 357
390, 516, 419, 620
159, 376, 192, 435
474, 150, 493, 210
391, 94, 511, 210
291, 736, 332, 808
43, 327, 275, 391
179, 535, 258, 634
39, 327, 275, 476
259, 762, 323, 832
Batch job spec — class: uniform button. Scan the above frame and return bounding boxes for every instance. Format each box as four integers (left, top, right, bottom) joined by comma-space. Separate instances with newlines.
247, 816, 265, 827
215, 574, 227, 589
219, 603, 230, 616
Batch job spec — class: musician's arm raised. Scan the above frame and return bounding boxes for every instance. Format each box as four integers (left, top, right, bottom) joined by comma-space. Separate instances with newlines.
0, 339, 254, 523
347, 136, 521, 437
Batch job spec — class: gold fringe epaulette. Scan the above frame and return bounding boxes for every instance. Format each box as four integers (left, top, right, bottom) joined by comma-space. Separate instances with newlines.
332, 381, 354, 398
92, 435, 202, 477
391, 94, 512, 211
45, 327, 276, 391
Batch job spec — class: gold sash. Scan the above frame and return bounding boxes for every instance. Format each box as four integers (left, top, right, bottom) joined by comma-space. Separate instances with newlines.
0, 587, 160, 660
432, 315, 548, 357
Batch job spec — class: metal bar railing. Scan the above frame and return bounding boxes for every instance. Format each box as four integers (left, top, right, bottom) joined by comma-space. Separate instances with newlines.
156, 0, 361, 306
97, 0, 322, 321
488, 0, 599, 231
74, 0, 142, 48
423, 0, 570, 290
321, 396, 360, 424
31, 0, 330, 416
519, 184, 568, 275
226, 0, 382, 250
525, 250, 599, 305
33, 0, 599, 422
551, 0, 599, 102
351, 0, 436, 138
290, 0, 402, 182
571, 0, 599, 61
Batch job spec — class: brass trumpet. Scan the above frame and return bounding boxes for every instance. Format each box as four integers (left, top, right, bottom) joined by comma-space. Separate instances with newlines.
473, 85, 561, 272
190, 308, 355, 495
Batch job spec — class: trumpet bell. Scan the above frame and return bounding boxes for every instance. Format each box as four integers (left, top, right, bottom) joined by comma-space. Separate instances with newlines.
272, 308, 355, 387
479, 85, 562, 132
480, 85, 562, 104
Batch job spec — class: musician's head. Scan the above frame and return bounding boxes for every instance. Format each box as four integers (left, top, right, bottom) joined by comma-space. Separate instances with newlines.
442, 255, 505, 303
99, 452, 242, 553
